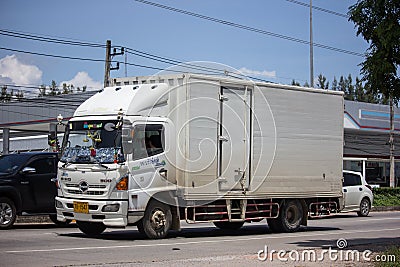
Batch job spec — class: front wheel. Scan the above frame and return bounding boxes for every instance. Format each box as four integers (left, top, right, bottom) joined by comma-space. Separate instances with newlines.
137, 200, 172, 239
0, 197, 17, 230
357, 198, 370, 217
76, 221, 106, 236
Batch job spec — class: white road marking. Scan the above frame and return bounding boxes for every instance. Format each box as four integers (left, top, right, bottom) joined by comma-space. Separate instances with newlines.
5, 227, 400, 254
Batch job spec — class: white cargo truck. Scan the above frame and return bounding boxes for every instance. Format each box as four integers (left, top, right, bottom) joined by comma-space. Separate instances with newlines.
55, 73, 344, 238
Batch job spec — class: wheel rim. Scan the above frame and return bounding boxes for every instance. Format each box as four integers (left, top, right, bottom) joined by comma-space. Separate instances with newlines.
360, 200, 369, 215
0, 202, 13, 225
150, 209, 166, 231
286, 204, 300, 226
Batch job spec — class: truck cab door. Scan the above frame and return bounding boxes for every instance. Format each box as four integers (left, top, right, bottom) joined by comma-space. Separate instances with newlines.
126, 123, 169, 194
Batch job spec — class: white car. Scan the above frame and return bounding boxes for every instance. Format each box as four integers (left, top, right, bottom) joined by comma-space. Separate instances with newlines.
342, 170, 374, 216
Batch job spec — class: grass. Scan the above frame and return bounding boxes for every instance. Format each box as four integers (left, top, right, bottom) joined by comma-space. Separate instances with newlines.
374, 246, 400, 267
373, 187, 400, 207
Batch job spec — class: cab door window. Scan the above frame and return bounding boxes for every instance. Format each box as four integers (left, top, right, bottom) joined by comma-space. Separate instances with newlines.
132, 124, 164, 160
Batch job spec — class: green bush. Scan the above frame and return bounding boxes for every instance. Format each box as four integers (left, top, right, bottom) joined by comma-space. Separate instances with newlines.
373, 187, 400, 207
374, 246, 400, 267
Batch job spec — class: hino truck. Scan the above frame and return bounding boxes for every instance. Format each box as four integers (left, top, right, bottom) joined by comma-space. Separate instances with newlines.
55, 73, 344, 239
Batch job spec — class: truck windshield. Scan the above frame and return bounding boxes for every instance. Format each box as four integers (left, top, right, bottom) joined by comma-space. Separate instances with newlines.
60, 121, 124, 164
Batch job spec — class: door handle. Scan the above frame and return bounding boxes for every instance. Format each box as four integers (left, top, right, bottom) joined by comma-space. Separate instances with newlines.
343, 188, 347, 193
219, 136, 229, 142
359, 187, 363, 191
20, 181, 29, 185
159, 168, 167, 179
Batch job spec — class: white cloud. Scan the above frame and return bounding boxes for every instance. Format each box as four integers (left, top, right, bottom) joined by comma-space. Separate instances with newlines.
60, 71, 102, 91
238, 67, 276, 79
0, 55, 42, 85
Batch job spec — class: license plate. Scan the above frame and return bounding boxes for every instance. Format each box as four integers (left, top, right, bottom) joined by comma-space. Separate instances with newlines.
73, 201, 89, 214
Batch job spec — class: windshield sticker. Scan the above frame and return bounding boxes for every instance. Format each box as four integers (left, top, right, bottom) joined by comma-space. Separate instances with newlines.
104, 122, 116, 132
139, 157, 166, 168
83, 122, 103, 129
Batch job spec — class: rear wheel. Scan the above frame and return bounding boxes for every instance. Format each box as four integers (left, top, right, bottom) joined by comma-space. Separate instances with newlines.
268, 200, 303, 233
357, 198, 370, 217
213, 221, 244, 230
137, 200, 172, 239
76, 221, 106, 236
0, 197, 17, 230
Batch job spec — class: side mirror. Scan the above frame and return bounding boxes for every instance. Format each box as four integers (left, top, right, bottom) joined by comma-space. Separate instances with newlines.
21, 167, 36, 174
121, 124, 133, 154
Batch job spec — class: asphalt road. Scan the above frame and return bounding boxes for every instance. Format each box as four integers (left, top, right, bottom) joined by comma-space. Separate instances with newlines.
1, 211, 399, 267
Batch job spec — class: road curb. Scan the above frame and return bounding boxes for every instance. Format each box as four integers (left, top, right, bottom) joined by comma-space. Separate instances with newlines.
16, 215, 52, 224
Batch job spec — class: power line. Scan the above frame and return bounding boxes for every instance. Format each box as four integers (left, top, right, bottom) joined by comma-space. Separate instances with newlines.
132, 0, 363, 57
0, 29, 306, 82
0, 29, 260, 79
284, 0, 349, 18
0, 29, 106, 49
0, 46, 172, 72
0, 46, 265, 81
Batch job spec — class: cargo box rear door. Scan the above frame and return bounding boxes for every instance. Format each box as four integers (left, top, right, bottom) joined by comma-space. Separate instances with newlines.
218, 86, 252, 191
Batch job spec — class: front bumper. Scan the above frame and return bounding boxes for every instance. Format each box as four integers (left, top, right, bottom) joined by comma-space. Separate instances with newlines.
55, 196, 130, 227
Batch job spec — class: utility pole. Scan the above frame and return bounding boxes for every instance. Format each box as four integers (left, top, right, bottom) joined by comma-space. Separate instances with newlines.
309, 0, 314, 87
104, 40, 124, 87
2, 128, 10, 155
104, 40, 111, 88
389, 97, 395, 187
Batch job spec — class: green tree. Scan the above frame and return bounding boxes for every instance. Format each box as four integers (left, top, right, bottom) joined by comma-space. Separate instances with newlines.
15, 90, 24, 100
316, 74, 329, 89
49, 80, 57, 96
349, 0, 400, 187
331, 77, 338, 91
346, 74, 355, 100
1, 85, 9, 102
291, 80, 301, 86
62, 83, 68, 94
39, 84, 47, 97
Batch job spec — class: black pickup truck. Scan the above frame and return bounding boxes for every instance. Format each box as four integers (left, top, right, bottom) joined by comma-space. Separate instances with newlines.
0, 152, 64, 229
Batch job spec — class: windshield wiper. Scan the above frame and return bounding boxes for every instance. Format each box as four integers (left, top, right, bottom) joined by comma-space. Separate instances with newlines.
62, 161, 72, 168
96, 162, 109, 169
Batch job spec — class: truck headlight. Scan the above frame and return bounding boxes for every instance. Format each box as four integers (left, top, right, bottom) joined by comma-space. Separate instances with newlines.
102, 204, 120, 212
115, 175, 129, 191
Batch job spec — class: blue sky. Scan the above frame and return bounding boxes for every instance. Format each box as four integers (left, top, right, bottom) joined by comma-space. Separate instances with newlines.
0, 0, 368, 93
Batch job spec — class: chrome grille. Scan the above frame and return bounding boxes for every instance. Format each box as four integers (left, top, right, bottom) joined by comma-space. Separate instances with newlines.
64, 183, 107, 196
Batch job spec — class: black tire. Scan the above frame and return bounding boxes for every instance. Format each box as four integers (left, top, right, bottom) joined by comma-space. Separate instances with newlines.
136, 219, 145, 235
268, 200, 303, 233
76, 221, 106, 236
0, 197, 17, 230
49, 214, 71, 226
137, 200, 172, 239
357, 198, 370, 217
267, 218, 280, 232
213, 221, 244, 230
